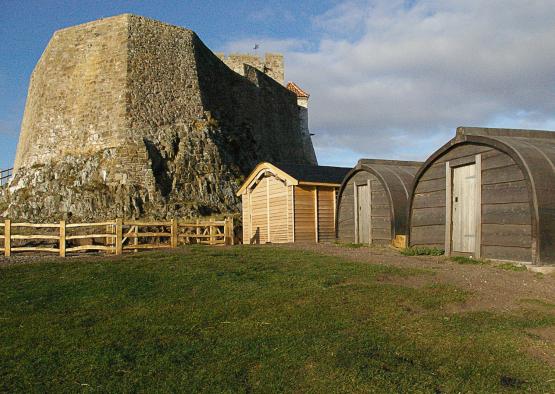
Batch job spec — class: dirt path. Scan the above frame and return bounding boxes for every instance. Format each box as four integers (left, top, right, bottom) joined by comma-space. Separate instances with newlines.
278, 243, 555, 313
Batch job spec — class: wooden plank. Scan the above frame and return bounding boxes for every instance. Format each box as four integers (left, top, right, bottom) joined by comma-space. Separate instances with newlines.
125, 232, 172, 238
372, 227, 391, 240
123, 244, 172, 250
4, 219, 10, 257
481, 181, 529, 204
10, 235, 59, 240
482, 203, 531, 225
482, 245, 532, 262
124, 220, 171, 226
412, 207, 445, 227
481, 224, 532, 248
11, 247, 59, 253
177, 234, 224, 239
60, 220, 66, 258
411, 225, 445, 245
66, 245, 115, 252
370, 216, 390, 228
412, 190, 446, 209
420, 163, 445, 181
171, 218, 178, 248
66, 234, 116, 240
115, 218, 123, 255
444, 162, 452, 255
481, 151, 515, 170
66, 221, 116, 228
416, 178, 446, 193
482, 164, 524, 185
11, 223, 60, 228
475, 154, 482, 258
437, 144, 493, 163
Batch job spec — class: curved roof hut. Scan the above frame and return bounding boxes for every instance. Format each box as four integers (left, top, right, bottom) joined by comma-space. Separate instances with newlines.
408, 127, 555, 266
336, 159, 422, 245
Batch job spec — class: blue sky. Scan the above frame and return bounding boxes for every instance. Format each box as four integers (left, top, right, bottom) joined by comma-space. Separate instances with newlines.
2, 0, 555, 170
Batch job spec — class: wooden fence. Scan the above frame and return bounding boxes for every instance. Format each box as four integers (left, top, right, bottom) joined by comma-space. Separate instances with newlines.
0, 168, 12, 187
0, 218, 234, 257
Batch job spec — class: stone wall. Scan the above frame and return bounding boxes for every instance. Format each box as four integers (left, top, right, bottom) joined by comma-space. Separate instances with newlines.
3, 14, 316, 222
215, 53, 284, 85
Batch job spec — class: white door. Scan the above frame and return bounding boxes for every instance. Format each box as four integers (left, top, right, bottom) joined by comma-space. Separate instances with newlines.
452, 164, 477, 252
356, 184, 371, 243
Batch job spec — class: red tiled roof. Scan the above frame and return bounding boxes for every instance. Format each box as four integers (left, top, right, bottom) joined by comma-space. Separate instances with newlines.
286, 82, 310, 98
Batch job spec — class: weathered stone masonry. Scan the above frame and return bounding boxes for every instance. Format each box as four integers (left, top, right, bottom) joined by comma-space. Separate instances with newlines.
3, 14, 317, 221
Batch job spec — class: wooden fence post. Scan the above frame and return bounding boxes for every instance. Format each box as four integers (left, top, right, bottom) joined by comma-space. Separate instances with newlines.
59, 220, 66, 257
115, 218, 123, 255
209, 218, 215, 245
4, 219, 10, 257
230, 217, 234, 245
196, 218, 200, 244
171, 218, 178, 248
106, 224, 113, 247
224, 217, 233, 246
133, 225, 139, 253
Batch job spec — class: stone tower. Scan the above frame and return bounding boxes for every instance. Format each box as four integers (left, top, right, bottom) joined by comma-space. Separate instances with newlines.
5, 14, 317, 221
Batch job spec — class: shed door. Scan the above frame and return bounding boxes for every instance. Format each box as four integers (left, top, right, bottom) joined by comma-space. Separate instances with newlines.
356, 184, 371, 243
452, 164, 477, 252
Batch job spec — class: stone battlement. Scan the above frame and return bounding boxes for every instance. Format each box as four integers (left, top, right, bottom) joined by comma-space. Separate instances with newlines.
215, 52, 284, 85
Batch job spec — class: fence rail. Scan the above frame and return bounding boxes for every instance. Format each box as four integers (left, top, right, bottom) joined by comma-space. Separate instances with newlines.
0, 168, 12, 187
0, 217, 234, 257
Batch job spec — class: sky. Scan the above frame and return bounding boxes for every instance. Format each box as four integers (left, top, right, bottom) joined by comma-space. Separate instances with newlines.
2, 0, 555, 170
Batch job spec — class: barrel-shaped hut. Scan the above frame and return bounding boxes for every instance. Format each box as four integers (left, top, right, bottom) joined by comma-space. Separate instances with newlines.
408, 127, 555, 265
336, 159, 422, 245
237, 162, 350, 244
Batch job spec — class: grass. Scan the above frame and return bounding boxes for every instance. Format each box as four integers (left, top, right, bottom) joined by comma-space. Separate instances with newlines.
335, 242, 366, 249
1, 246, 554, 392
497, 262, 528, 272
450, 255, 488, 265
401, 246, 444, 256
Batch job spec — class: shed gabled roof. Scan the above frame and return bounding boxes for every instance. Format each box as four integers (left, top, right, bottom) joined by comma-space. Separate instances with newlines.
276, 163, 350, 184
409, 126, 555, 265
236, 162, 351, 195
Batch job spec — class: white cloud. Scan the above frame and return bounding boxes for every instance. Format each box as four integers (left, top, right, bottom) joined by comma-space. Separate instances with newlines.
223, 0, 555, 166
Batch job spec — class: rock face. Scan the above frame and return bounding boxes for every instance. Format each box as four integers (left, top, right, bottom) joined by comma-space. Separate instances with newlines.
5, 14, 317, 221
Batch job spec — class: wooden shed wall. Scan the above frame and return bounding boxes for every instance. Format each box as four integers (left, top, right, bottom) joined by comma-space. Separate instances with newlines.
242, 175, 293, 244
337, 171, 392, 244
268, 176, 290, 243
249, 177, 269, 244
410, 143, 533, 261
294, 185, 316, 242
242, 194, 250, 243
317, 187, 336, 242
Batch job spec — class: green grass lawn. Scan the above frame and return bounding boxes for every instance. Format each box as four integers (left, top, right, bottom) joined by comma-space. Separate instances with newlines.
1, 246, 554, 392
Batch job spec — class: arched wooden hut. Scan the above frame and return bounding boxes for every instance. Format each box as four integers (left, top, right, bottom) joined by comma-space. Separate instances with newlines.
408, 127, 555, 265
336, 159, 422, 245
237, 162, 350, 244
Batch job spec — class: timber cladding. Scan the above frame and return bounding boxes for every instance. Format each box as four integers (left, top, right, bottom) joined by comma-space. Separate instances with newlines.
409, 126, 555, 266
237, 162, 350, 244
336, 159, 422, 246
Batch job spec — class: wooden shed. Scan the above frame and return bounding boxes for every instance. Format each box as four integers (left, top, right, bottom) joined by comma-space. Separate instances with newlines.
237, 162, 350, 244
408, 127, 555, 266
336, 159, 422, 245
